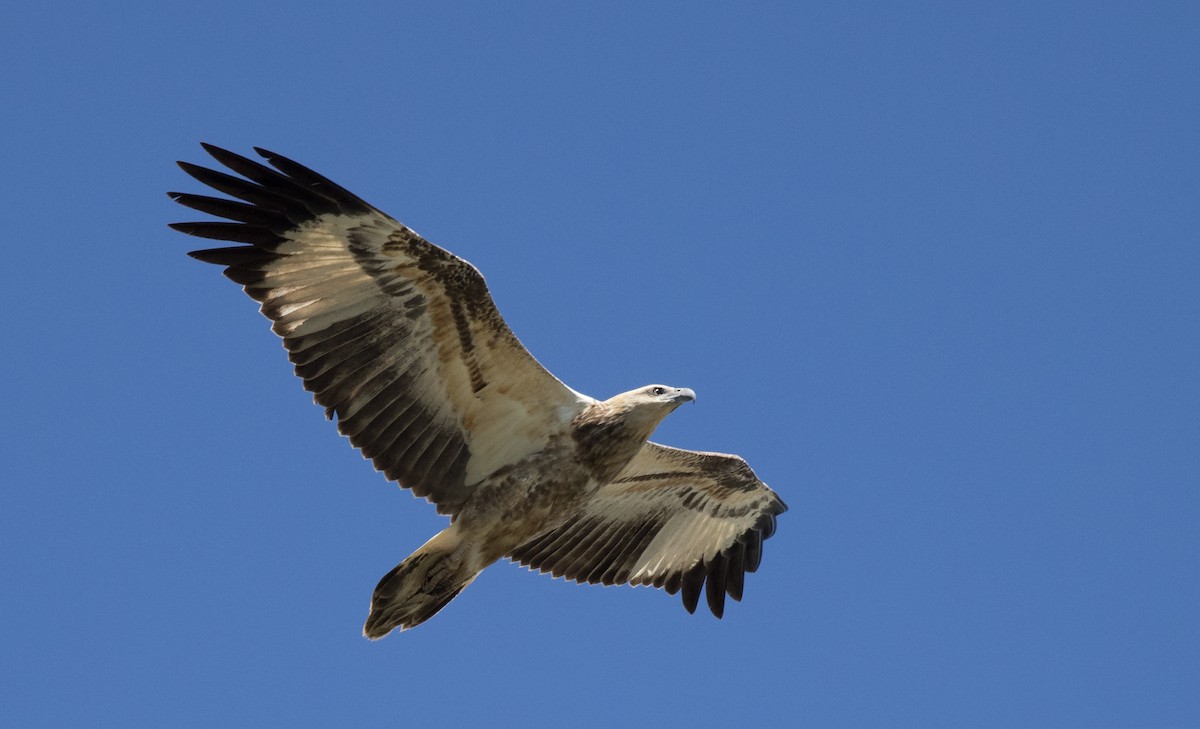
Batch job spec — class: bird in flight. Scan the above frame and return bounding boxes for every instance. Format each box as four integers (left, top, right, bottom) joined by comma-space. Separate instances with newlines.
170, 144, 787, 639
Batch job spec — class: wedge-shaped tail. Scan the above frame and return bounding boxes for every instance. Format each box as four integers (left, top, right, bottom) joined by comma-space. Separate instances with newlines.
364, 526, 483, 639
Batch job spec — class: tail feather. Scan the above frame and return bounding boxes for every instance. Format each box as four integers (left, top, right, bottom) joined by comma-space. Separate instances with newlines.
363, 526, 481, 639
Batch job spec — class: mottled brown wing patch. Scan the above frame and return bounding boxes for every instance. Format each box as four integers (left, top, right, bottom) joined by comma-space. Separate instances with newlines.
171, 145, 588, 513
508, 442, 786, 618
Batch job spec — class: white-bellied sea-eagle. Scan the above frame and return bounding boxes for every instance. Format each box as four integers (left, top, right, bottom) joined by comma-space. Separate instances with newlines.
170, 144, 787, 639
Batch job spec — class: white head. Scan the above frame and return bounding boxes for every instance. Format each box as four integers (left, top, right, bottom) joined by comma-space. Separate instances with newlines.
604, 384, 696, 436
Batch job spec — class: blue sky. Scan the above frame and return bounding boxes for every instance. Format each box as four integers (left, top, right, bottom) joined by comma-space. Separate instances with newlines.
3, 2, 1197, 726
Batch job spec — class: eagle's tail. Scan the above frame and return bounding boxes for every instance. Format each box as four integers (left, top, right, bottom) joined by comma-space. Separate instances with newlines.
363, 525, 483, 639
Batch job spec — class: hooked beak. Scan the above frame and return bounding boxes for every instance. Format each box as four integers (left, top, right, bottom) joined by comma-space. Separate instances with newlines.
672, 387, 696, 404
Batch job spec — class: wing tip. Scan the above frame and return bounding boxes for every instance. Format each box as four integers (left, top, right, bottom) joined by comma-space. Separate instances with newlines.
186, 247, 229, 263
680, 562, 705, 614
199, 140, 236, 160
704, 551, 728, 618
672, 501, 785, 617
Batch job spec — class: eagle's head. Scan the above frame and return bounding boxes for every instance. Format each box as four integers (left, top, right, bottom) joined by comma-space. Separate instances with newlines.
637, 384, 697, 409
606, 384, 696, 435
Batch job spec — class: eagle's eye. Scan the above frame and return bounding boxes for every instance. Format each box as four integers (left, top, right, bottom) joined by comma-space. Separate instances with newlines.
650, 386, 667, 396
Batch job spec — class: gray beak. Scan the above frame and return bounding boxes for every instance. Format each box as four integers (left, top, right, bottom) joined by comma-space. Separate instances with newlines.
673, 387, 696, 404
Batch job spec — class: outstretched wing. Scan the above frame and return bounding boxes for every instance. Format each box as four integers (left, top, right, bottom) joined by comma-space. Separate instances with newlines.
171, 144, 589, 514
509, 442, 786, 618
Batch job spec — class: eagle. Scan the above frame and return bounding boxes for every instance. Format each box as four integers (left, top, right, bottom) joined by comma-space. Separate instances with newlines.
170, 144, 787, 639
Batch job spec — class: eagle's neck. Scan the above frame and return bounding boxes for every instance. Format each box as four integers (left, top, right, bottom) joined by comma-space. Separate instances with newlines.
569, 401, 658, 482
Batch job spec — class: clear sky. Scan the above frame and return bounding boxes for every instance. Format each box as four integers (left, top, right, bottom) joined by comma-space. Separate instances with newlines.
3, 2, 1197, 727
